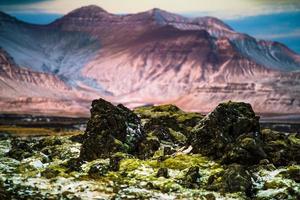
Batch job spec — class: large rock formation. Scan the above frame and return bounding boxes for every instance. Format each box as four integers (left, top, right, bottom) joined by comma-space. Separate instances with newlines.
189, 101, 261, 159
79, 98, 145, 160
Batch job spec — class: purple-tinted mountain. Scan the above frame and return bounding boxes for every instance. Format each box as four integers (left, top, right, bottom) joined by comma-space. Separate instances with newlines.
0, 5, 300, 116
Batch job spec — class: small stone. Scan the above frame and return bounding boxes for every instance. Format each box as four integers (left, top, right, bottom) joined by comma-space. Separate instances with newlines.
259, 159, 270, 165
110, 153, 126, 171
156, 168, 169, 178
88, 163, 109, 179
64, 158, 84, 172
221, 164, 253, 195
183, 166, 201, 188
204, 193, 216, 200
41, 168, 60, 179
163, 146, 175, 156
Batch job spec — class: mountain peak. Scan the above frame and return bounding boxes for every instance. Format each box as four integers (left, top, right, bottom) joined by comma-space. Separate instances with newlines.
50, 5, 113, 26
63, 5, 110, 19
148, 8, 166, 14
70, 5, 108, 14
135, 8, 188, 25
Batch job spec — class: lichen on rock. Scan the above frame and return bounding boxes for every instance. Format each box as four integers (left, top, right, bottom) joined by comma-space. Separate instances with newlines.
79, 98, 145, 161
189, 101, 263, 165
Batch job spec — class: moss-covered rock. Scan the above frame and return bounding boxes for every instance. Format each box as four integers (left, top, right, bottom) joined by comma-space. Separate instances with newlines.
88, 163, 110, 179
156, 168, 169, 178
6, 138, 33, 160
64, 157, 84, 172
182, 166, 201, 188
261, 129, 300, 166
135, 104, 203, 145
189, 101, 261, 163
32, 137, 62, 151
0, 180, 11, 200
41, 168, 60, 179
79, 98, 145, 161
279, 166, 300, 183
109, 152, 129, 171
137, 136, 160, 159
220, 164, 253, 195
221, 134, 267, 165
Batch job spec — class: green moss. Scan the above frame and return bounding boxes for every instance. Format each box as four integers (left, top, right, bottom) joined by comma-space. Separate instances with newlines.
268, 140, 288, 148
288, 134, 300, 147
119, 159, 143, 171
134, 104, 203, 126
264, 180, 288, 189
160, 154, 211, 170
168, 128, 187, 144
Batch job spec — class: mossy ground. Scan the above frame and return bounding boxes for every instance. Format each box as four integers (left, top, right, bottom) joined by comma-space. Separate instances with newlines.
0, 102, 299, 200
0, 125, 82, 137
0, 128, 299, 199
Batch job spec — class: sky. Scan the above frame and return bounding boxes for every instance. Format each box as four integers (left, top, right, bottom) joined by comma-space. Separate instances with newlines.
0, 0, 299, 53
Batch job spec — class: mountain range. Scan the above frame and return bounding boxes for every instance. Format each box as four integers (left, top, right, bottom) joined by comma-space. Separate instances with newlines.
0, 5, 300, 116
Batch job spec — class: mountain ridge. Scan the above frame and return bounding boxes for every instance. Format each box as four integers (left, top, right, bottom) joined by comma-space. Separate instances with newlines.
0, 5, 300, 116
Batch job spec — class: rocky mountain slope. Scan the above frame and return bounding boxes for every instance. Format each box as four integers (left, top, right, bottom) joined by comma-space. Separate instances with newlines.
0, 5, 300, 115
0, 48, 97, 116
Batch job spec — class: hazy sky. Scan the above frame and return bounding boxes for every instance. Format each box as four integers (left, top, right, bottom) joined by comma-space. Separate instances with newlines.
0, 0, 299, 53
0, 0, 299, 19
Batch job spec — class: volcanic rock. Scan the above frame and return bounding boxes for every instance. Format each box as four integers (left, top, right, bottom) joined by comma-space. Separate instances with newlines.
79, 98, 145, 161
261, 129, 300, 166
6, 138, 33, 160
189, 101, 261, 161
221, 164, 253, 194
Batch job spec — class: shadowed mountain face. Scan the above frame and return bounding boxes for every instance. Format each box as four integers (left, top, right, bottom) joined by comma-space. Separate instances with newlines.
0, 5, 300, 116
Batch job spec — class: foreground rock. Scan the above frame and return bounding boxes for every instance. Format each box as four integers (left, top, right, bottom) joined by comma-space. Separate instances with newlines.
79, 99, 145, 160
189, 101, 266, 165
261, 129, 300, 166
135, 104, 203, 158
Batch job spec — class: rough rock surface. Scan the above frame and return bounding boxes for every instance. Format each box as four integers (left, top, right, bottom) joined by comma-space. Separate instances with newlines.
189, 101, 262, 163
261, 129, 300, 166
79, 98, 145, 160
221, 164, 253, 194
135, 104, 203, 158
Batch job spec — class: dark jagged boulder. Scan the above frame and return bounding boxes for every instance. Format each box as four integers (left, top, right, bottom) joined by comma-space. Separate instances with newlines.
41, 168, 60, 179
137, 136, 160, 159
156, 168, 169, 178
221, 164, 253, 195
109, 152, 128, 171
261, 129, 300, 166
6, 138, 33, 160
88, 163, 110, 179
221, 134, 267, 165
279, 166, 300, 183
189, 101, 262, 163
183, 166, 201, 188
79, 98, 145, 161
